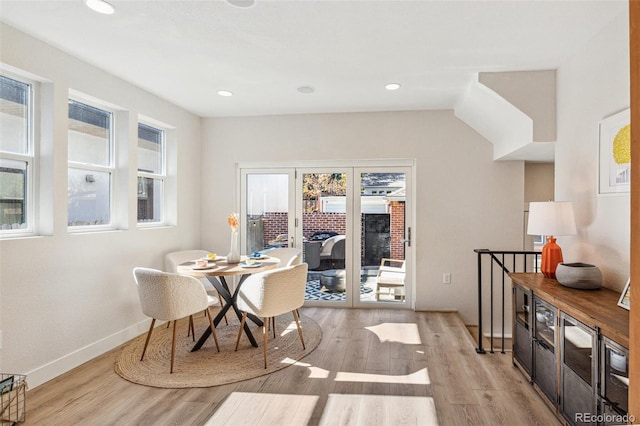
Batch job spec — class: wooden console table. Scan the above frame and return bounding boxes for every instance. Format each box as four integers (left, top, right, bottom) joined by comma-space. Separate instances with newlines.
509, 273, 629, 347
509, 273, 630, 425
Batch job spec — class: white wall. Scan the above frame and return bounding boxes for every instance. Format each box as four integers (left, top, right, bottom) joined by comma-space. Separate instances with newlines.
201, 111, 525, 324
0, 24, 203, 385
555, 11, 630, 291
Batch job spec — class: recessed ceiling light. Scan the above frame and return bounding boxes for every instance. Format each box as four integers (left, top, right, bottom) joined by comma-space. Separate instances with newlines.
217, 90, 233, 97
226, 0, 256, 8
297, 86, 315, 94
84, 0, 115, 15
385, 83, 401, 91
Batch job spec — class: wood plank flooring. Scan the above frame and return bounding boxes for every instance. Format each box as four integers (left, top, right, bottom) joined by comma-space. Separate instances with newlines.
23, 308, 559, 425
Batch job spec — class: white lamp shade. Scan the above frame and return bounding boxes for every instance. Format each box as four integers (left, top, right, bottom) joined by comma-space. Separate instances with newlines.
527, 201, 577, 236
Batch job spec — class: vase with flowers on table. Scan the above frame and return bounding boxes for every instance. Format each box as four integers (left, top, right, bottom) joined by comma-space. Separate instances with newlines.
227, 213, 241, 264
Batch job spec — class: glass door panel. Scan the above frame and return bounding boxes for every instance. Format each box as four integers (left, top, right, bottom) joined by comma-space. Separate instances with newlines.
356, 170, 409, 305
241, 170, 294, 255
534, 298, 555, 353
241, 162, 413, 309
298, 169, 350, 305
602, 338, 629, 414
561, 314, 594, 385
515, 285, 531, 329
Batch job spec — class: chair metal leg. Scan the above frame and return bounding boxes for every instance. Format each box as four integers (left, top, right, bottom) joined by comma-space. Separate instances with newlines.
188, 315, 195, 341
263, 317, 268, 369
170, 320, 178, 374
219, 291, 229, 325
235, 312, 247, 351
141, 318, 156, 361
206, 307, 220, 352
292, 309, 306, 350
272, 317, 276, 339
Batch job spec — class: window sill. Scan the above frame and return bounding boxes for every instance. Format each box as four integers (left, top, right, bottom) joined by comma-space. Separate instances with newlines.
0, 233, 46, 241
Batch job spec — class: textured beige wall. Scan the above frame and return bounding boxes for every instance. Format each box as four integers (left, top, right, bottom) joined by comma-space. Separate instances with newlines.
201, 111, 525, 324
480, 70, 557, 142
525, 163, 554, 203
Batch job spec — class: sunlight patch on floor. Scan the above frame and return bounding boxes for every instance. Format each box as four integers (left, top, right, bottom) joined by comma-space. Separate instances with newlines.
319, 394, 438, 425
280, 358, 332, 378
206, 392, 319, 425
334, 367, 430, 385
365, 322, 422, 344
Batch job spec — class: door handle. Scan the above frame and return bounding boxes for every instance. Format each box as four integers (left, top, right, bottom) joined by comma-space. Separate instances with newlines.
401, 227, 411, 247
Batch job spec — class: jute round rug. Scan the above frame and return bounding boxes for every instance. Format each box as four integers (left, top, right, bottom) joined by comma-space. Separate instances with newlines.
114, 311, 321, 388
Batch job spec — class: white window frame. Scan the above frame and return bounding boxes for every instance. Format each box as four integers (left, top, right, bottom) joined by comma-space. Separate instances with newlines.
0, 70, 37, 237
137, 118, 166, 227
67, 96, 116, 232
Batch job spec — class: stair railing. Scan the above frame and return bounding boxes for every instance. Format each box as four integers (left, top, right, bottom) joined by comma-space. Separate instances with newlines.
474, 249, 541, 354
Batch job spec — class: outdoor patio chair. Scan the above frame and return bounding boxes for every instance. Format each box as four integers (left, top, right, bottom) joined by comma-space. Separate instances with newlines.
303, 241, 322, 270
320, 235, 345, 269
375, 258, 406, 301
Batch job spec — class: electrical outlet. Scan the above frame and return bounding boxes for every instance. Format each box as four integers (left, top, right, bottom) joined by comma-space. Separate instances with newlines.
443, 273, 451, 284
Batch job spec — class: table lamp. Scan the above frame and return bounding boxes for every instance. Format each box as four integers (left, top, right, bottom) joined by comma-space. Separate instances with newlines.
527, 201, 577, 278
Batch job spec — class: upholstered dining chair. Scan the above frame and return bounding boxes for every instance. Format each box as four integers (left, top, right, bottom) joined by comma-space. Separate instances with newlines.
265, 247, 302, 267
165, 249, 228, 330
234, 263, 308, 368
133, 267, 220, 373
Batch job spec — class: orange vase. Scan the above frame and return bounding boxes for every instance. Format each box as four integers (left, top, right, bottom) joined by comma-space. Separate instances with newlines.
541, 236, 563, 278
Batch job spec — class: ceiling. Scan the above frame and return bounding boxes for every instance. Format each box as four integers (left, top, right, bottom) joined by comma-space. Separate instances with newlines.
0, 0, 628, 118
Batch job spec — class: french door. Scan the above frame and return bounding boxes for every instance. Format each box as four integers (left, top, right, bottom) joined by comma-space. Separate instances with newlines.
240, 162, 413, 309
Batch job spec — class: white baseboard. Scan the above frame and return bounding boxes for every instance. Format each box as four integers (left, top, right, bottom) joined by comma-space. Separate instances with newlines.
26, 319, 151, 389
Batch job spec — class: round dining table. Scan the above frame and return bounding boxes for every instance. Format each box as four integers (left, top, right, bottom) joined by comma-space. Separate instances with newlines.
178, 256, 279, 350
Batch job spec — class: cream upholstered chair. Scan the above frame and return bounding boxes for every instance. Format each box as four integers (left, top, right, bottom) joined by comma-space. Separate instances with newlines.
234, 263, 308, 368
375, 258, 406, 301
165, 249, 227, 330
265, 247, 302, 267
165, 250, 217, 294
133, 267, 220, 373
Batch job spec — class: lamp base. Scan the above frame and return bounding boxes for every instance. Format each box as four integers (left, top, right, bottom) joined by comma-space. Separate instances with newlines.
541, 237, 563, 278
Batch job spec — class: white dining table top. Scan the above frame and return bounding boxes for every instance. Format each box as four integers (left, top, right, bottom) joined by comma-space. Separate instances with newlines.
177, 256, 280, 277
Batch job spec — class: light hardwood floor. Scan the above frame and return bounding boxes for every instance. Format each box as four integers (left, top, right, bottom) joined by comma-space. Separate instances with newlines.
23, 308, 559, 425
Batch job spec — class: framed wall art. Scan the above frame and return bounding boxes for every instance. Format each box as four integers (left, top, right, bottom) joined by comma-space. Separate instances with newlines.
617, 278, 630, 310
599, 108, 631, 194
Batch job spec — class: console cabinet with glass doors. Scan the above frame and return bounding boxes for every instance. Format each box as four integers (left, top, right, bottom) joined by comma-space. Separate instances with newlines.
599, 337, 629, 424
509, 274, 629, 426
560, 313, 597, 426
513, 284, 533, 376
533, 297, 558, 407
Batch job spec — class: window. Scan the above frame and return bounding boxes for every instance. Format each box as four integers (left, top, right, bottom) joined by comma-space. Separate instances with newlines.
137, 122, 165, 224
0, 74, 33, 234
67, 99, 113, 228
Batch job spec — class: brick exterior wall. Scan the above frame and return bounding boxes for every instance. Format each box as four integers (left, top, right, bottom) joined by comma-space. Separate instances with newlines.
256, 204, 405, 260
260, 212, 347, 247
389, 201, 406, 260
